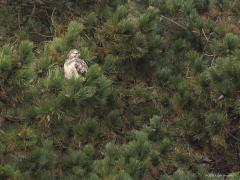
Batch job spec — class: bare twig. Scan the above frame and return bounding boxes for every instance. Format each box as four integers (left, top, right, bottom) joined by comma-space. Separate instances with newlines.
231, 0, 237, 9
6, 116, 22, 122
227, 132, 240, 142
29, 32, 53, 38
204, 53, 215, 57
202, 28, 209, 41
51, 8, 57, 36
160, 15, 187, 31
0, 115, 24, 123
0, 116, 4, 127
229, 134, 240, 142
211, 55, 216, 66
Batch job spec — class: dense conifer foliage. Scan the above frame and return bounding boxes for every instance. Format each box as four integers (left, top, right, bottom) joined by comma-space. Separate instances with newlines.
1, 0, 240, 179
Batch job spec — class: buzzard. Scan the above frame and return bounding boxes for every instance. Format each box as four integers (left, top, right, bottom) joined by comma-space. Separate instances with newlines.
64, 49, 88, 79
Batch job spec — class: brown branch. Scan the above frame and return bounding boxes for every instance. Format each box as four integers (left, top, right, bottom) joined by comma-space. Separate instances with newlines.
160, 15, 188, 31
204, 53, 214, 57
0, 115, 24, 123
227, 132, 240, 142
29, 32, 53, 38
202, 28, 209, 42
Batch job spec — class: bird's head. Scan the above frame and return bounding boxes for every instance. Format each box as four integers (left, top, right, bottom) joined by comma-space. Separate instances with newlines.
68, 49, 80, 60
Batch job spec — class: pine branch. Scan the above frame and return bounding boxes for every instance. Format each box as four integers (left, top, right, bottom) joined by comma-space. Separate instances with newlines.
227, 132, 240, 142
160, 15, 187, 31
0, 115, 24, 123
202, 28, 209, 42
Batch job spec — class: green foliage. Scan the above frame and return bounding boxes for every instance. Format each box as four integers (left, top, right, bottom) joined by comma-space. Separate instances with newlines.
113, 5, 129, 21
43, 68, 64, 95
1, 0, 240, 179
19, 40, 34, 64
0, 164, 23, 180
118, 18, 137, 34
156, 67, 172, 87
124, 131, 151, 160
76, 118, 97, 141
85, 12, 97, 28
106, 109, 123, 131
0, 45, 15, 75
66, 21, 84, 47
204, 112, 225, 135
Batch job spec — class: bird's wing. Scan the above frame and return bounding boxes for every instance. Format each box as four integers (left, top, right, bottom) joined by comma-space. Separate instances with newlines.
75, 59, 88, 74
64, 60, 79, 79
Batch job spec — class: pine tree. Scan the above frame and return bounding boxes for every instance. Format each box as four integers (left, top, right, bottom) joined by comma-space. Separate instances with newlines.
1, 0, 240, 179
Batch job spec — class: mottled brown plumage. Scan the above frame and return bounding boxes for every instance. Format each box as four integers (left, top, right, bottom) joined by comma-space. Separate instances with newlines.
64, 49, 88, 79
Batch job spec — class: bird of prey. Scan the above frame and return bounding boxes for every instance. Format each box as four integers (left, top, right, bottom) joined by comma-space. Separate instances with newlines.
64, 49, 88, 79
